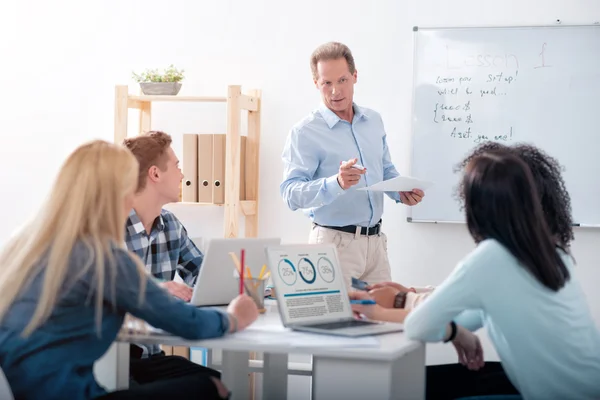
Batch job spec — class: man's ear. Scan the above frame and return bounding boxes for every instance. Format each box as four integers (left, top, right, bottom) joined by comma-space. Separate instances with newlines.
353, 69, 358, 84
147, 166, 160, 183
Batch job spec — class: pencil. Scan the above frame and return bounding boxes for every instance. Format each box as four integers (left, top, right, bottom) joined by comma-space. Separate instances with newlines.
240, 249, 245, 295
229, 252, 241, 274
258, 264, 267, 280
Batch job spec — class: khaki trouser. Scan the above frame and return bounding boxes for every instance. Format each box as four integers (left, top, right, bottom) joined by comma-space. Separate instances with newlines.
308, 224, 392, 290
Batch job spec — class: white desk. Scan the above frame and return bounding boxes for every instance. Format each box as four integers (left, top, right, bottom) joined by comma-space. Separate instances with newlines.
103, 301, 426, 400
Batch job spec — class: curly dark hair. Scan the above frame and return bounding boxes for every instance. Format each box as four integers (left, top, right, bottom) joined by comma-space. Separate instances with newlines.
454, 142, 574, 247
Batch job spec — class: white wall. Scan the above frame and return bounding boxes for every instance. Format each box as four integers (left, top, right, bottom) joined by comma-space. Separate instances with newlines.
2, 0, 599, 371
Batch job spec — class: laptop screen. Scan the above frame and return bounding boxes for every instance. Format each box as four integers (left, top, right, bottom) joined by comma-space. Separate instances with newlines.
266, 244, 353, 325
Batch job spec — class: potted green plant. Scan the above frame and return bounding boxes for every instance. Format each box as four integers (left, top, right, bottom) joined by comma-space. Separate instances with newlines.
132, 64, 185, 95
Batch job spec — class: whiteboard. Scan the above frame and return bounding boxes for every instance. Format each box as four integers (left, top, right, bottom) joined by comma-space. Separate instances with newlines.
408, 25, 600, 225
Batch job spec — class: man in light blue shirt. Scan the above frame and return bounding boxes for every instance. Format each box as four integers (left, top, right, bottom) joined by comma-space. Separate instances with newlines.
280, 41, 424, 288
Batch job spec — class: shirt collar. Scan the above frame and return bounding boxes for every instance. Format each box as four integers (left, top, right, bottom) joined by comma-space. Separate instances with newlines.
126, 208, 165, 237
318, 102, 368, 129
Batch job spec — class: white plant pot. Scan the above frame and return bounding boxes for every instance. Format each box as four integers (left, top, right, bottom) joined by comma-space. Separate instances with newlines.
139, 82, 182, 95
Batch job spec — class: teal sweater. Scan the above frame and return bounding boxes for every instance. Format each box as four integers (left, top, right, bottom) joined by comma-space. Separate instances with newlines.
405, 239, 600, 400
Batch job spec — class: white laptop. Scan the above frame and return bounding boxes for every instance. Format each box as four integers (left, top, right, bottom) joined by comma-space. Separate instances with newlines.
190, 237, 281, 306
265, 243, 404, 337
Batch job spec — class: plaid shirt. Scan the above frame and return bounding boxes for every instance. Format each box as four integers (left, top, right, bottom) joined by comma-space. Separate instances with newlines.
125, 208, 203, 357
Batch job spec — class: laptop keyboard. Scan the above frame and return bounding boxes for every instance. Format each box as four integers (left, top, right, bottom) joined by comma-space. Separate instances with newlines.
303, 319, 376, 330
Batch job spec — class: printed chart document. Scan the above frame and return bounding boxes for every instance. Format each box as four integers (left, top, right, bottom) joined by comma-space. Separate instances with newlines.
358, 175, 434, 192
121, 318, 169, 336
267, 246, 351, 325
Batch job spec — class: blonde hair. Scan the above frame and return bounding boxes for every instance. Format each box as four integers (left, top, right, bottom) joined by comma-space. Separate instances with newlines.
310, 41, 356, 81
0, 140, 147, 336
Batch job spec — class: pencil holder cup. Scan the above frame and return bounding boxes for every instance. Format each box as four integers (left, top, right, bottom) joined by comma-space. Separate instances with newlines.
237, 277, 266, 313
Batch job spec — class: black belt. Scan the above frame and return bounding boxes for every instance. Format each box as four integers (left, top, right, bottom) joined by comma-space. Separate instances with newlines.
315, 220, 382, 236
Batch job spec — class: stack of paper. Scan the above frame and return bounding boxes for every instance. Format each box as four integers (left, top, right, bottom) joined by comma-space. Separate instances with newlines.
231, 326, 380, 348
121, 320, 380, 348
357, 175, 434, 192
121, 320, 168, 336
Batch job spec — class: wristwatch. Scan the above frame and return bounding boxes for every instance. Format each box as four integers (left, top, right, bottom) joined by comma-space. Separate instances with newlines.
393, 292, 408, 309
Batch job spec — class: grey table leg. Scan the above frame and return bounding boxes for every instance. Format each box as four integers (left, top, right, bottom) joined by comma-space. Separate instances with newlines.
116, 342, 130, 389
206, 348, 214, 369
262, 353, 289, 400
222, 350, 250, 400
94, 342, 130, 391
312, 345, 425, 400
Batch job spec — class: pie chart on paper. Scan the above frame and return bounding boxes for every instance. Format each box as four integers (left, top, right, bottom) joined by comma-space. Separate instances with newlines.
277, 258, 297, 286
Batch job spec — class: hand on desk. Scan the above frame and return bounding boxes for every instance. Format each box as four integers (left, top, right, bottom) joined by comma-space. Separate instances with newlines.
160, 281, 193, 302
349, 291, 411, 323
349, 291, 385, 321
367, 282, 418, 309
227, 294, 259, 332
399, 188, 424, 206
366, 286, 399, 308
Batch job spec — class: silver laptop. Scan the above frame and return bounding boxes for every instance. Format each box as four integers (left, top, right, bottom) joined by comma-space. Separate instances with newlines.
191, 237, 281, 306
265, 243, 404, 337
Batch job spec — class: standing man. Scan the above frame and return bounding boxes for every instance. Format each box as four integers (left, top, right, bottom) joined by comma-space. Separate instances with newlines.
280, 41, 424, 288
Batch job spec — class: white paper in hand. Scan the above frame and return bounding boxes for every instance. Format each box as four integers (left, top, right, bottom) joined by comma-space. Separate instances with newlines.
357, 175, 434, 192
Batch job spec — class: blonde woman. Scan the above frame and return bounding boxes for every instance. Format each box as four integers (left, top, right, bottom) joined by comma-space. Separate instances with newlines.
0, 140, 258, 400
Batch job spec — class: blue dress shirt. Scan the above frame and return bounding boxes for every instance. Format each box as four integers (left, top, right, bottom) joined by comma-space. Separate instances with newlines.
280, 103, 401, 227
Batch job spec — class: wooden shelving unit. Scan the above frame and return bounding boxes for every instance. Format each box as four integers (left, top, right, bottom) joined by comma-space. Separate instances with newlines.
114, 84, 262, 398
113, 84, 262, 239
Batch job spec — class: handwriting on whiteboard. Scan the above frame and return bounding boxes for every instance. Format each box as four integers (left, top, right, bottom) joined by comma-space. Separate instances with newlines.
444, 43, 552, 70
423, 43, 552, 145
445, 45, 520, 69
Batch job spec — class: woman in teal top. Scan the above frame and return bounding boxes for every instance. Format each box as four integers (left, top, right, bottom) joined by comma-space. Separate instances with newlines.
0, 140, 259, 399
352, 142, 578, 398
403, 151, 600, 399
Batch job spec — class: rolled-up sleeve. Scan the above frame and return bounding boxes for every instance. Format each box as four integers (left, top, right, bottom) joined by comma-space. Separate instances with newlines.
280, 127, 345, 210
